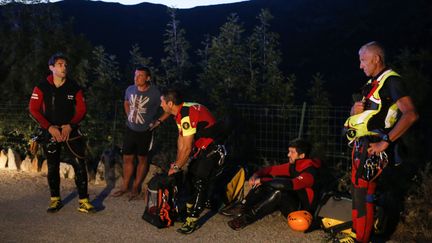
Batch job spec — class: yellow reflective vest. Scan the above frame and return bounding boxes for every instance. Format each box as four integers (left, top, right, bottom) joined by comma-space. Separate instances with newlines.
344, 69, 400, 141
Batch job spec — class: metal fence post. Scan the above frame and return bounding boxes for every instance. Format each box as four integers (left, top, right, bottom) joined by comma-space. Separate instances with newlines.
298, 102, 307, 139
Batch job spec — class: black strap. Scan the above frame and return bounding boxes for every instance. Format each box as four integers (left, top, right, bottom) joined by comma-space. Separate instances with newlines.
324, 220, 353, 235
354, 137, 369, 184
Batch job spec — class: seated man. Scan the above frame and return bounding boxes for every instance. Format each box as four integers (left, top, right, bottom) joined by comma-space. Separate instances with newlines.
227, 138, 321, 230
160, 89, 226, 234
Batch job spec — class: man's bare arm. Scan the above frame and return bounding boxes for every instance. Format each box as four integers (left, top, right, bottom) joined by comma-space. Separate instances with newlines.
368, 96, 418, 154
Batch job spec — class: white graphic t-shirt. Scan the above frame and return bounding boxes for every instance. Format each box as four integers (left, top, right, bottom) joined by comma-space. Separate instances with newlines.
124, 84, 161, 132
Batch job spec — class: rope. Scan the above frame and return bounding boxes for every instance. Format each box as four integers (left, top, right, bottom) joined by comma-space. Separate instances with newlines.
65, 135, 85, 159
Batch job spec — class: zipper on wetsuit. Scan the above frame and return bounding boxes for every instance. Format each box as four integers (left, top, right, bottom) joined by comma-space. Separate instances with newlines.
51, 95, 56, 113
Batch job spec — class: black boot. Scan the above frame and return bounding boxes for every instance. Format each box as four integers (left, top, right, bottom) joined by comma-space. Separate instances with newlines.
227, 214, 252, 230
220, 200, 246, 217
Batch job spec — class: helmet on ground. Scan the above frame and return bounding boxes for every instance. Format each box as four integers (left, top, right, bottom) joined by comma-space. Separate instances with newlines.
287, 210, 313, 232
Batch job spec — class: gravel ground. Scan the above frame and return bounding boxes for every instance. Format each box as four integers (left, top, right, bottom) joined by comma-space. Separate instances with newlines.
0, 170, 329, 243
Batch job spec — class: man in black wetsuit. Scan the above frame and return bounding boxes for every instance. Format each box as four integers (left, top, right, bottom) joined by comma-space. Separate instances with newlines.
29, 52, 95, 214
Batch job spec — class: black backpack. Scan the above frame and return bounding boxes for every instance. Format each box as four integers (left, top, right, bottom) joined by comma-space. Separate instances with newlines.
142, 173, 178, 228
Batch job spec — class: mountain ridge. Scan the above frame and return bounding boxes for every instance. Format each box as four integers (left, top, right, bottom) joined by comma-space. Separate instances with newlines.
49, 0, 432, 104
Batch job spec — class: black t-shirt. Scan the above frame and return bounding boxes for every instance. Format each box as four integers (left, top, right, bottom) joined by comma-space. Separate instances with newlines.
378, 75, 408, 104
362, 69, 408, 131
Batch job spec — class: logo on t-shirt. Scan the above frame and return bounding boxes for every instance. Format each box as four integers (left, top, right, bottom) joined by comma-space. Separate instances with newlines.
128, 95, 149, 124
182, 122, 190, 130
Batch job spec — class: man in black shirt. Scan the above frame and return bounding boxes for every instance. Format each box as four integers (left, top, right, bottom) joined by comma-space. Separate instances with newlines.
29, 52, 95, 214
344, 42, 418, 243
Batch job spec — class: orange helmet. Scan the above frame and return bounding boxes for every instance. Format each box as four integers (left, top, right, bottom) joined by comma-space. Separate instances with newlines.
287, 210, 313, 232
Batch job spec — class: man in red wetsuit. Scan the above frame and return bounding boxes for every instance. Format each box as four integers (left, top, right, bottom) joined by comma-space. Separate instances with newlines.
226, 138, 321, 230
160, 89, 226, 234
345, 41, 418, 243
29, 52, 95, 214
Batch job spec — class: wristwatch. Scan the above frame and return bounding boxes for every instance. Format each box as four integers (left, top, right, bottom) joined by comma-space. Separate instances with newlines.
382, 134, 392, 143
171, 163, 181, 172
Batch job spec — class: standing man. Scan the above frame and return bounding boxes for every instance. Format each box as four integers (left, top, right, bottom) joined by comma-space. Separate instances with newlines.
344, 41, 418, 243
112, 66, 169, 200
29, 52, 95, 213
160, 89, 225, 234
226, 139, 321, 230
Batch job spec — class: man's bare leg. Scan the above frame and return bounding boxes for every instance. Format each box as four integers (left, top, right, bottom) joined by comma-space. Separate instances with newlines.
112, 154, 134, 197
129, 155, 149, 200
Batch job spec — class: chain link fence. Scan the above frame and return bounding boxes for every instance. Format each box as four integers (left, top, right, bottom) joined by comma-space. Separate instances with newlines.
0, 102, 352, 166
230, 103, 351, 168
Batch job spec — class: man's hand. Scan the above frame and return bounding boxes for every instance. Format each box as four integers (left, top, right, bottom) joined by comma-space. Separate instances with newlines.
367, 141, 389, 155
149, 119, 162, 131
48, 125, 62, 142
61, 124, 72, 141
351, 101, 364, 115
168, 167, 176, 176
248, 176, 261, 188
168, 163, 180, 176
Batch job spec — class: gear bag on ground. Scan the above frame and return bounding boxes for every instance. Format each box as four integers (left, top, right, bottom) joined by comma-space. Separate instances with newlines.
142, 173, 178, 228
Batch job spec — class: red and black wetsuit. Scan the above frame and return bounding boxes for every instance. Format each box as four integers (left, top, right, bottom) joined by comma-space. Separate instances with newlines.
233, 158, 320, 228
29, 75, 86, 129
351, 69, 408, 243
29, 75, 89, 199
254, 158, 321, 212
174, 102, 222, 218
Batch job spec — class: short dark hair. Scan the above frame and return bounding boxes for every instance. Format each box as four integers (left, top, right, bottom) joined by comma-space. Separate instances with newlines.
48, 52, 67, 66
136, 66, 151, 77
288, 138, 312, 157
161, 89, 183, 105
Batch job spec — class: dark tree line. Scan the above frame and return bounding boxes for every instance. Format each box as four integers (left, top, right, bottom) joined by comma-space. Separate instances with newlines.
0, 0, 430, 165
0, 3, 431, 240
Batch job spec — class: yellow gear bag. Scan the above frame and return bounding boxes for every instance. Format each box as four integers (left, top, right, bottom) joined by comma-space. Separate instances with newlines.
226, 167, 245, 203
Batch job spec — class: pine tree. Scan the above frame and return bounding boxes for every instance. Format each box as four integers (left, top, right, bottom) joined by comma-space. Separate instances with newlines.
198, 13, 249, 110
161, 7, 190, 87
84, 46, 121, 157
392, 48, 432, 169
306, 73, 331, 158
248, 9, 293, 105
0, 0, 91, 103
129, 44, 153, 69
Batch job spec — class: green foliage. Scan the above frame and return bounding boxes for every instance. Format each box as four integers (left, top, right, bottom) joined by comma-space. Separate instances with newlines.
0, 1, 93, 157
307, 73, 331, 107
0, 104, 36, 157
248, 9, 294, 104
306, 73, 331, 158
388, 48, 432, 170
392, 162, 432, 242
125, 43, 164, 90
198, 13, 249, 111
0, 1, 91, 104
161, 7, 191, 87
197, 10, 294, 112
392, 48, 432, 113
83, 46, 122, 158
0, 2, 430, 182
